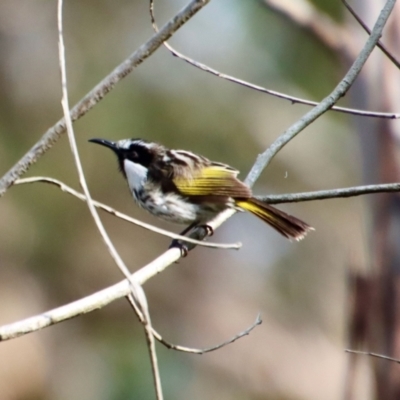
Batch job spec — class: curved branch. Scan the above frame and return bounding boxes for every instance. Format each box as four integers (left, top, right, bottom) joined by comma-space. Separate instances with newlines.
15, 177, 241, 249
0, 0, 210, 198
149, 0, 399, 120
245, 0, 397, 187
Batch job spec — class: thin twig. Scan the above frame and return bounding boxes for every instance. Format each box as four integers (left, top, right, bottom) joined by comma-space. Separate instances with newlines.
154, 314, 262, 354
345, 349, 400, 364
0, 0, 210, 198
57, 3, 163, 398
343, 0, 400, 69
14, 177, 241, 250
244, 0, 397, 187
125, 297, 262, 354
149, 0, 399, 119
256, 182, 400, 204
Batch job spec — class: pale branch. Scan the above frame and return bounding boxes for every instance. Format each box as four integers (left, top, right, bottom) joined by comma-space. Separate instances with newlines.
0, 247, 182, 341
0, 231, 252, 343
127, 289, 163, 400
57, 5, 163, 397
245, 0, 397, 187
346, 349, 400, 364
14, 177, 241, 250
149, 0, 399, 119
0, 199, 237, 341
256, 183, 400, 204
342, 0, 400, 69
0, 0, 210, 198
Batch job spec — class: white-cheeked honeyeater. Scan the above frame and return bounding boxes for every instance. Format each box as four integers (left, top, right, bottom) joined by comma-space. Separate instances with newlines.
89, 138, 313, 241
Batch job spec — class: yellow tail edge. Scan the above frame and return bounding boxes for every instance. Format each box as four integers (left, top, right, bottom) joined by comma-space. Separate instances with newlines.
235, 198, 313, 241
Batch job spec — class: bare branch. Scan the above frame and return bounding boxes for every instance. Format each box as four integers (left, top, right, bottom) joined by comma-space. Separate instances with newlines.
0, 250, 178, 341
245, 0, 397, 187
153, 314, 262, 354
256, 183, 400, 204
57, 3, 163, 398
125, 298, 262, 354
14, 177, 241, 250
149, 0, 399, 119
0, 226, 237, 342
346, 349, 400, 364
343, 0, 400, 69
0, 0, 210, 198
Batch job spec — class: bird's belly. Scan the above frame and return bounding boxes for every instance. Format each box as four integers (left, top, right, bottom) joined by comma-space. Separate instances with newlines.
132, 189, 225, 224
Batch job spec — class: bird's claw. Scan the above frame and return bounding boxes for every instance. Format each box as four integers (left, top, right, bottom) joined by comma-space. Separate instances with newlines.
169, 239, 189, 258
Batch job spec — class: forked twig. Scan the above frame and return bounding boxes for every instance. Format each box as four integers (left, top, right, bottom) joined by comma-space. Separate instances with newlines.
57, 2, 162, 398
0, 272, 262, 354
149, 0, 399, 120
154, 314, 262, 354
0, 0, 211, 198
126, 298, 262, 354
244, 0, 397, 186
14, 177, 241, 250
343, 0, 400, 69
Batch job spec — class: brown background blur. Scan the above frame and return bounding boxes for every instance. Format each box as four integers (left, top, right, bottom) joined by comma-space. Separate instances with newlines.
0, 1, 390, 399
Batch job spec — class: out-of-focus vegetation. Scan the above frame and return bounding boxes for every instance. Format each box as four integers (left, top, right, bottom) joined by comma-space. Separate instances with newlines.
0, 1, 369, 399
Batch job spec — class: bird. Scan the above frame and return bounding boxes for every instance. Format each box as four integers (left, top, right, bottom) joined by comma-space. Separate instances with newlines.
89, 138, 313, 244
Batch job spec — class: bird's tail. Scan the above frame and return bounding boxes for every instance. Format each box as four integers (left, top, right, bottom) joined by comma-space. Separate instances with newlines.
235, 198, 313, 241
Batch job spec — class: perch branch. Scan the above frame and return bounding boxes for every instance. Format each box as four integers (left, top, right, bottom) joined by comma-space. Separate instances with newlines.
14, 177, 241, 250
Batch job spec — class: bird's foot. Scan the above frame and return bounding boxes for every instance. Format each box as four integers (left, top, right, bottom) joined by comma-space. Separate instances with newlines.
169, 240, 189, 258
198, 224, 214, 237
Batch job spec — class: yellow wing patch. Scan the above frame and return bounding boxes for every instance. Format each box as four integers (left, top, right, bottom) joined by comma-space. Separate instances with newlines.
173, 165, 251, 197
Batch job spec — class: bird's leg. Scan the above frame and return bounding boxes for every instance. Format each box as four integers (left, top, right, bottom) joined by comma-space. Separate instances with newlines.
169, 222, 197, 257
169, 223, 214, 257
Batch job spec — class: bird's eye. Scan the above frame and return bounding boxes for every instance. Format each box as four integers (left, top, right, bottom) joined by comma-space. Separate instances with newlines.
131, 151, 138, 159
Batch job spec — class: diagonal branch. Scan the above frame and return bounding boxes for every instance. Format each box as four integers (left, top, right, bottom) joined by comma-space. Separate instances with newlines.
0, 0, 210, 198
57, 3, 163, 398
245, 0, 397, 187
343, 0, 400, 69
149, 0, 399, 120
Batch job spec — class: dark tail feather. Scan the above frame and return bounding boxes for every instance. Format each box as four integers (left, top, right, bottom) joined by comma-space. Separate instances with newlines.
235, 198, 313, 241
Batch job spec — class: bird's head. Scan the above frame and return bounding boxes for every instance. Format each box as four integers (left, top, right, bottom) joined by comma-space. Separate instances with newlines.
89, 138, 163, 178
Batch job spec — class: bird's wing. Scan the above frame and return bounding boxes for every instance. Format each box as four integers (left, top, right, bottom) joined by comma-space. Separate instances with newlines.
173, 163, 251, 198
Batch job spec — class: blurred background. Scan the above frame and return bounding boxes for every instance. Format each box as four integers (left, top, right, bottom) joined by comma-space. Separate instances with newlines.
0, 0, 398, 399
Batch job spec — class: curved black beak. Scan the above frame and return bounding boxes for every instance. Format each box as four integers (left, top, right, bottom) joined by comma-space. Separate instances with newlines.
89, 138, 118, 152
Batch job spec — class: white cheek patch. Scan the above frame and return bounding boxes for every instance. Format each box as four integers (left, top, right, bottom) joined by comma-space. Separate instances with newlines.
124, 159, 147, 192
